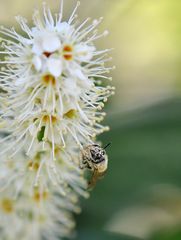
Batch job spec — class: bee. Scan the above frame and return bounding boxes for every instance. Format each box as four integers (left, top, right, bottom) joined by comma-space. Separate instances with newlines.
80, 143, 111, 189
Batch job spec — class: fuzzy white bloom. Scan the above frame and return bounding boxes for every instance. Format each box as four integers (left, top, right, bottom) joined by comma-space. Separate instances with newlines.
0, 1, 114, 239
0, 180, 82, 240
0, 139, 88, 239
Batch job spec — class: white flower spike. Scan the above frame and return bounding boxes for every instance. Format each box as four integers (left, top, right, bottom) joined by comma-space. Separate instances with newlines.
0, 1, 114, 239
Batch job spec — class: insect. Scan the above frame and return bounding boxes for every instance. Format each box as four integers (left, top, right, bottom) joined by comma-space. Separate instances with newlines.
80, 143, 111, 189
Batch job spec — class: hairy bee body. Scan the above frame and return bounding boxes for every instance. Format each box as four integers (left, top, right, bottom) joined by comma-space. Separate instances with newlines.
80, 144, 109, 189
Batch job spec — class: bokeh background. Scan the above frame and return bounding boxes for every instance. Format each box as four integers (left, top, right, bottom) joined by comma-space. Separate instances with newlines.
1, 0, 181, 239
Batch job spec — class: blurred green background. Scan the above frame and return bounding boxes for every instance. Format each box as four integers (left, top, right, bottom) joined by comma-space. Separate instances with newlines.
2, 0, 181, 239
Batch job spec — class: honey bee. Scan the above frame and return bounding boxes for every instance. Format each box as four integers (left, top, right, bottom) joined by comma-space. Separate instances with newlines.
80, 143, 111, 189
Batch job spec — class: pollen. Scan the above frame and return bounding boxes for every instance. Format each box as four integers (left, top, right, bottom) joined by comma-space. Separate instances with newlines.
28, 161, 40, 171
54, 146, 61, 155
42, 74, 56, 85
42, 115, 49, 122
51, 115, 57, 123
63, 45, 73, 61
33, 189, 49, 203
64, 109, 77, 119
1, 198, 14, 214
42, 115, 57, 124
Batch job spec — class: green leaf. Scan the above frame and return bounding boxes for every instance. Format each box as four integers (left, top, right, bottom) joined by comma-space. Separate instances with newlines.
37, 126, 45, 142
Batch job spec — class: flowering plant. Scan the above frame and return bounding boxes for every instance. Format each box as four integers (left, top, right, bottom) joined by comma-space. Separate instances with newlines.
0, 1, 114, 239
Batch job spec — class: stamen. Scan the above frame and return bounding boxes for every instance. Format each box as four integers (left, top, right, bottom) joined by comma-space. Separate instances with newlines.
64, 109, 77, 119
43, 51, 53, 58
1, 198, 14, 213
42, 74, 56, 85
33, 188, 49, 203
63, 45, 73, 61
42, 115, 57, 124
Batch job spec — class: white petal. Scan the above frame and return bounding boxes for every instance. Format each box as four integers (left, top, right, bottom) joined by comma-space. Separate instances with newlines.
75, 44, 95, 62
32, 56, 42, 71
74, 68, 87, 81
15, 77, 27, 86
47, 57, 62, 77
32, 39, 43, 55
79, 78, 92, 89
56, 22, 72, 34
42, 34, 61, 52
71, 68, 93, 89
63, 78, 80, 97
29, 124, 36, 135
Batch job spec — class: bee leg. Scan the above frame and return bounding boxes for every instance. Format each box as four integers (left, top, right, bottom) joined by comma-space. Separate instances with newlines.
86, 161, 93, 170
82, 157, 88, 164
80, 160, 91, 170
80, 161, 87, 169
83, 162, 92, 170
79, 163, 84, 169
79, 159, 85, 168
88, 169, 99, 190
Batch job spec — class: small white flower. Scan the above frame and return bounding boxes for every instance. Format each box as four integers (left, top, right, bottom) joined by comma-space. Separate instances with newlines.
32, 30, 61, 55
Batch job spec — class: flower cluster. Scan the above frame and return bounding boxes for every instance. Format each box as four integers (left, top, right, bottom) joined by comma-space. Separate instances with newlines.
0, 1, 114, 239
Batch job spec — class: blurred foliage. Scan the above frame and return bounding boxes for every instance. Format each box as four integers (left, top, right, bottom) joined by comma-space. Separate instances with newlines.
74, 99, 181, 239
150, 228, 181, 240
72, 230, 137, 240
106, 0, 181, 111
